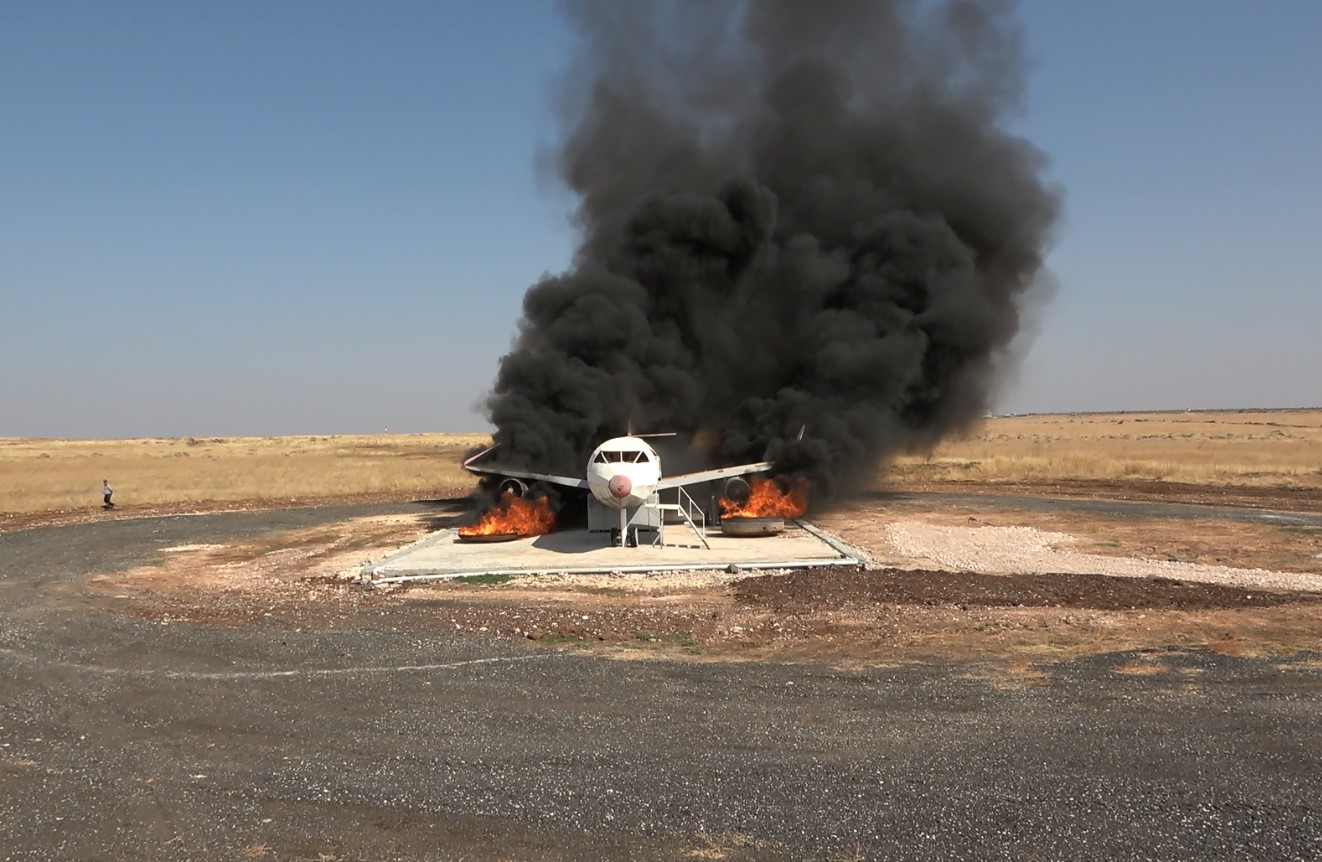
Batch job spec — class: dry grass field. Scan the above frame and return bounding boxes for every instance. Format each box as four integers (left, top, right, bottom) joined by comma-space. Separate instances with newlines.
890, 409, 1322, 490
3, 409, 1320, 522
0, 433, 489, 516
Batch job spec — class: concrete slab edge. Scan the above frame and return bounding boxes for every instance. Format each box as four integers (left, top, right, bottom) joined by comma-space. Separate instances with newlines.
370, 554, 860, 585
368, 527, 458, 577
367, 520, 864, 586
793, 520, 870, 565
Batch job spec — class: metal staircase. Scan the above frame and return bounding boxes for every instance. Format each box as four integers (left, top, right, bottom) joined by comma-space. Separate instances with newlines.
653, 486, 710, 549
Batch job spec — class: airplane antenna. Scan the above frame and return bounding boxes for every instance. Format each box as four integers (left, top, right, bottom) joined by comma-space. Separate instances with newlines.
624, 419, 678, 439
463, 443, 499, 468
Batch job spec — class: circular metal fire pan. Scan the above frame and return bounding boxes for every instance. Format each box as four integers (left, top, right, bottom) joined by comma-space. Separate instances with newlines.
720, 517, 786, 537
455, 531, 523, 544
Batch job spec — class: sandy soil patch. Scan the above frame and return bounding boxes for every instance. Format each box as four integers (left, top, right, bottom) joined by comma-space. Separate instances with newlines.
89, 515, 431, 625
875, 521, 1322, 591
85, 503, 1322, 667
817, 501, 1322, 574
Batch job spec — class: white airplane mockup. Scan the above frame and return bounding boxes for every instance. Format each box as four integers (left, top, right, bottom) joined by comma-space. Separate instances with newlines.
463, 434, 772, 546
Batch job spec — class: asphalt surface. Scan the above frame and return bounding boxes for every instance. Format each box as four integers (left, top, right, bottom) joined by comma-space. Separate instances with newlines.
870, 491, 1322, 528
2, 504, 1322, 861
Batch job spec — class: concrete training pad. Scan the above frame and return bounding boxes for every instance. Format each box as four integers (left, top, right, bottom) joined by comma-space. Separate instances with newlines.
370, 520, 861, 582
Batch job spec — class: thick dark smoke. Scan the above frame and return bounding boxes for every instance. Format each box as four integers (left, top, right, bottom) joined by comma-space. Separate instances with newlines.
483, 0, 1060, 502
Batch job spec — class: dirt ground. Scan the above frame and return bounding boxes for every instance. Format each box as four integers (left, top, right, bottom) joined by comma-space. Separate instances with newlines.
11, 477, 1322, 861
890, 477, 1322, 514
0, 487, 473, 535
86, 483, 1322, 668
8, 475, 1319, 535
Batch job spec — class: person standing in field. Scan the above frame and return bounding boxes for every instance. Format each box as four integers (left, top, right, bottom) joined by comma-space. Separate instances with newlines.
102, 479, 114, 509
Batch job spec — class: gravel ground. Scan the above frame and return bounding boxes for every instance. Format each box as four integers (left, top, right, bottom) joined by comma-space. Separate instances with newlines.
881, 521, 1322, 592
3, 501, 1322, 860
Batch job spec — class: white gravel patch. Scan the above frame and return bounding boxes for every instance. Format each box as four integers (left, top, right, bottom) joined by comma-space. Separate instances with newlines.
881, 522, 1322, 593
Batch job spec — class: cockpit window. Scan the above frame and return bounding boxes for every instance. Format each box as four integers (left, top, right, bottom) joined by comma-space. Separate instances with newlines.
595, 448, 651, 464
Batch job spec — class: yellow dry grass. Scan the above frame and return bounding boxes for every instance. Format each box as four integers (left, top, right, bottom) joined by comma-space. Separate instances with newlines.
5, 409, 1321, 517
889, 409, 1322, 489
0, 433, 490, 514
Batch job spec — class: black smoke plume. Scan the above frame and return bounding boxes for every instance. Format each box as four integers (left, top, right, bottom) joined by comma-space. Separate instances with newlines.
483, 0, 1060, 503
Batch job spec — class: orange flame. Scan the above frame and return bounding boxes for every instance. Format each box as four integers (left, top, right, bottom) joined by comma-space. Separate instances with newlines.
458, 491, 556, 537
718, 476, 808, 519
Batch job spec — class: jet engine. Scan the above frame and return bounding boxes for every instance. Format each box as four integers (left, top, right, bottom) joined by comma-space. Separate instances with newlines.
721, 476, 751, 505
498, 477, 528, 498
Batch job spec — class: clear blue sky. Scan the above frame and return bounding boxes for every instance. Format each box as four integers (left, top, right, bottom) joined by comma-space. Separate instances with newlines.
3, 0, 1319, 438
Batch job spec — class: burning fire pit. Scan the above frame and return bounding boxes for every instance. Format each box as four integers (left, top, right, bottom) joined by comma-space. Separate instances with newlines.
716, 475, 808, 536
455, 531, 524, 544
457, 490, 555, 543
719, 516, 786, 537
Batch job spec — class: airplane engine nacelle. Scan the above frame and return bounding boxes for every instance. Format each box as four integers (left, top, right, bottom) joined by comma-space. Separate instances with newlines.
721, 476, 751, 504
498, 477, 528, 498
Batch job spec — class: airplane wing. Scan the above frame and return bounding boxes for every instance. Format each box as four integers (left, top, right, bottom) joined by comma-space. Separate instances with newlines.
462, 445, 590, 490
654, 461, 773, 491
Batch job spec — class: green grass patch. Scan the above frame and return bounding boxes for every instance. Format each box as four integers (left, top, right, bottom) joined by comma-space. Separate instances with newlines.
536, 633, 587, 647
450, 573, 513, 586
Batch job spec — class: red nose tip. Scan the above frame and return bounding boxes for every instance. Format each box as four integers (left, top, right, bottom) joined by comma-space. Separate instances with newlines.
608, 475, 632, 499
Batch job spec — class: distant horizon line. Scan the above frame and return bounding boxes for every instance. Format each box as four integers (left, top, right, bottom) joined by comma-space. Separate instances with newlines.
5, 405, 1321, 443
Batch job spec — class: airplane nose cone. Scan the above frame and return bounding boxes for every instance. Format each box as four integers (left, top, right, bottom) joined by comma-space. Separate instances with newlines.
608, 475, 632, 499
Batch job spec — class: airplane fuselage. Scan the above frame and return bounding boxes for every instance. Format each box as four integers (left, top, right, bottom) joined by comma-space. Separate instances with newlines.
585, 436, 662, 510
462, 433, 773, 545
